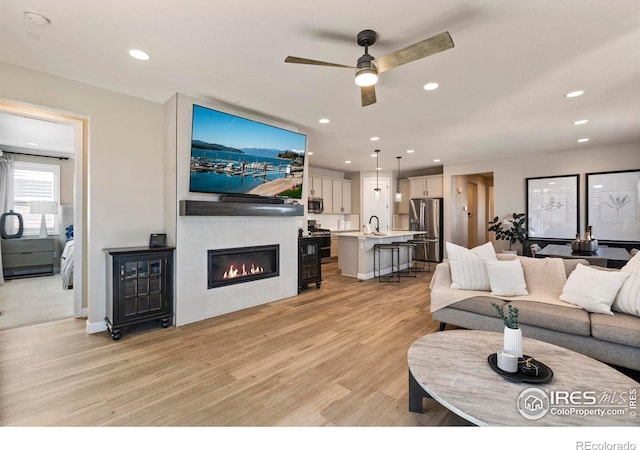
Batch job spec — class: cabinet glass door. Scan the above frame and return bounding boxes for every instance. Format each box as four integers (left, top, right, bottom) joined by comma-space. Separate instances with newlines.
118, 255, 165, 321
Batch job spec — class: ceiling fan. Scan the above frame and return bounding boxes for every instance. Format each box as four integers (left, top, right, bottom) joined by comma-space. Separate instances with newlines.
285, 29, 454, 107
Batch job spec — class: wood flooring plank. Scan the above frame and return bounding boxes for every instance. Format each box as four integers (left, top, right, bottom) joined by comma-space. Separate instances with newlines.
0, 261, 468, 426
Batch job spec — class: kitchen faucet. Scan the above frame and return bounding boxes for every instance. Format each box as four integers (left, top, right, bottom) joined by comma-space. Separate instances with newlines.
369, 215, 380, 233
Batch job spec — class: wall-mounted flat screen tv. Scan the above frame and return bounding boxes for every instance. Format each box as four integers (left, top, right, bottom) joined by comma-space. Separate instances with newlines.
189, 104, 307, 199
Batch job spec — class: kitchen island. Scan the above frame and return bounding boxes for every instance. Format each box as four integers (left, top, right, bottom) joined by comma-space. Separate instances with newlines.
337, 230, 419, 280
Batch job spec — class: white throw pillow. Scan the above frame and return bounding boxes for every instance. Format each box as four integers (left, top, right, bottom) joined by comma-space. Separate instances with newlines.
560, 263, 630, 315
446, 241, 497, 290
612, 251, 640, 317
486, 259, 529, 296
486, 259, 529, 297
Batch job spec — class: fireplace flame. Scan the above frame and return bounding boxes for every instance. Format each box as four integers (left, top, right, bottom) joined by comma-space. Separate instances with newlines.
223, 263, 265, 279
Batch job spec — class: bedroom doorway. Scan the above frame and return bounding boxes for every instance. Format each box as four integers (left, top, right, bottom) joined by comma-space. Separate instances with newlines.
0, 102, 85, 328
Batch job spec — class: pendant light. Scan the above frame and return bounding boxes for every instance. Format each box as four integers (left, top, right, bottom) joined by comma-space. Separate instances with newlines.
374, 149, 381, 199
395, 156, 402, 202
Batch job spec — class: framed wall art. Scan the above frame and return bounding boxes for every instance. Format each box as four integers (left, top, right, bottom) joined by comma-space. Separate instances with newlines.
526, 174, 579, 240
586, 169, 640, 242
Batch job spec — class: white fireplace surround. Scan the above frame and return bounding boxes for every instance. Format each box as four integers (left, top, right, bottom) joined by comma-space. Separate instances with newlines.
166, 93, 305, 327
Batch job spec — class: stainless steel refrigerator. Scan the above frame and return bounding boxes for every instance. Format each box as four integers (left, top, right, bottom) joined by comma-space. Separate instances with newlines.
409, 197, 443, 263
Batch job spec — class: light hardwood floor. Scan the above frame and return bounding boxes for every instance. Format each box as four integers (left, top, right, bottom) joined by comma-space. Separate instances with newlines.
0, 260, 469, 426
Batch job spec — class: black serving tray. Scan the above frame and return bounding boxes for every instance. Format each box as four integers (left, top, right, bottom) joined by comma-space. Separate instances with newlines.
487, 354, 554, 384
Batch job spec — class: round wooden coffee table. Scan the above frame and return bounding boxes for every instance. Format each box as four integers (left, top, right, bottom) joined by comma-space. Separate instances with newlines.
408, 330, 639, 426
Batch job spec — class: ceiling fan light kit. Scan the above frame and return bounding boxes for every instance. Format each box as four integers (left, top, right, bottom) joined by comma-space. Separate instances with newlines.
355, 67, 378, 87
285, 28, 454, 107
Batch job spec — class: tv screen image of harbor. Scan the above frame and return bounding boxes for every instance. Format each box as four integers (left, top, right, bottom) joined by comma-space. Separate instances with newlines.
189, 104, 307, 198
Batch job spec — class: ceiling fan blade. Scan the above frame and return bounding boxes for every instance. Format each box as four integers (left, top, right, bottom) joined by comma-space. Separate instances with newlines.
361, 85, 377, 107
373, 31, 454, 74
284, 56, 355, 69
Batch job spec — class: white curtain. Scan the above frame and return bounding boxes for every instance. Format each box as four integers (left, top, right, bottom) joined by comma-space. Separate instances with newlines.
0, 151, 15, 285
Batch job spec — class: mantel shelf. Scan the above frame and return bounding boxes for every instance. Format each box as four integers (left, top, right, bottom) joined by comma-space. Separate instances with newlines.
179, 200, 304, 217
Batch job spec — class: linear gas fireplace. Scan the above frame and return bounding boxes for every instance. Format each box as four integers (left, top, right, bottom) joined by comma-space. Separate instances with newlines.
208, 244, 279, 289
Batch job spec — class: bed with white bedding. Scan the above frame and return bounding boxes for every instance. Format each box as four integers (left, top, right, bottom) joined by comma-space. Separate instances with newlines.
61, 238, 74, 289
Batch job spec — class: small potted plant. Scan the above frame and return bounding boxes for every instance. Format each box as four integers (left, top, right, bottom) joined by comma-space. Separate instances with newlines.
492, 302, 522, 357
488, 212, 527, 254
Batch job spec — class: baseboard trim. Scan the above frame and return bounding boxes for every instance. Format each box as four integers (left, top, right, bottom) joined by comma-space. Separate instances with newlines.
86, 319, 107, 334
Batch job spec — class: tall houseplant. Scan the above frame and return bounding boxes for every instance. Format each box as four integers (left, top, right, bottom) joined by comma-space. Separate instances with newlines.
488, 212, 527, 252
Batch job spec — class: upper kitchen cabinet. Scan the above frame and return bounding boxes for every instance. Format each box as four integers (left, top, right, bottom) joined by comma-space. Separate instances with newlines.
408, 175, 443, 198
322, 178, 333, 213
310, 176, 324, 197
331, 179, 352, 214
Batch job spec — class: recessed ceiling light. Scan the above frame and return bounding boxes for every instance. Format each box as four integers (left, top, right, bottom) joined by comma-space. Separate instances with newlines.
577, 138, 590, 143
406, 149, 415, 153
573, 119, 589, 125
345, 160, 351, 164
376, 167, 382, 171
371, 153, 378, 157
308, 152, 313, 155
129, 49, 150, 61
433, 159, 441, 163
24, 11, 51, 25
27, 142, 39, 146
319, 118, 330, 124
594, 185, 603, 189
565, 90, 585, 98
423, 82, 439, 91
548, 182, 556, 185
370, 136, 380, 141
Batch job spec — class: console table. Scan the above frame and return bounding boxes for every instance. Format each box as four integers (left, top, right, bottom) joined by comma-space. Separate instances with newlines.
104, 246, 175, 340
535, 243, 631, 268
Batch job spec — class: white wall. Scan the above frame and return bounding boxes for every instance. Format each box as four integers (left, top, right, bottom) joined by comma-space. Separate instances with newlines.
0, 61, 165, 330
443, 141, 640, 251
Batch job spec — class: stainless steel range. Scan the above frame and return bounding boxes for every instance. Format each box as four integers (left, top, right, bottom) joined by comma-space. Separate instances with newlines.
308, 220, 331, 263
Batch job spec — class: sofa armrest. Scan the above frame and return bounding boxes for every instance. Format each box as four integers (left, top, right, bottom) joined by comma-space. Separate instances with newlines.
430, 261, 452, 290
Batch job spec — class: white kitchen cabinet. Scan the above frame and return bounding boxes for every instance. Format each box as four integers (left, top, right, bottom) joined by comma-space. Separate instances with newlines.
321, 178, 333, 213
408, 175, 443, 198
310, 176, 323, 197
332, 179, 352, 214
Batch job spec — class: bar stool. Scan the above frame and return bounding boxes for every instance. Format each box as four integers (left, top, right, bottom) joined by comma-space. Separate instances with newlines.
391, 241, 417, 277
408, 238, 436, 273
373, 243, 400, 282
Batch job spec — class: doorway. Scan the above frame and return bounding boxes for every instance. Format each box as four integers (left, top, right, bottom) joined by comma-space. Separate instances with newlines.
467, 182, 478, 248
450, 173, 493, 248
363, 177, 390, 232
0, 102, 85, 328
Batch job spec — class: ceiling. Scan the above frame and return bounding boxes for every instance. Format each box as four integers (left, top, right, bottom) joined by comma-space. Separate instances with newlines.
0, 0, 639, 173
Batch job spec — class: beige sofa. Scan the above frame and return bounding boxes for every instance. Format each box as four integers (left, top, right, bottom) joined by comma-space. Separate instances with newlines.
430, 257, 640, 371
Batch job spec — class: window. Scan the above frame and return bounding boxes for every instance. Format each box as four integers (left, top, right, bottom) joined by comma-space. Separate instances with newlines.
13, 161, 60, 236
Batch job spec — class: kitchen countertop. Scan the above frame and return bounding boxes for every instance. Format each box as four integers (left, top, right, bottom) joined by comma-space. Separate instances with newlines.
337, 230, 419, 239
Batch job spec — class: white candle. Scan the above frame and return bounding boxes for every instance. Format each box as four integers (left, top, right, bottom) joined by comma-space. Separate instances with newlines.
497, 350, 518, 373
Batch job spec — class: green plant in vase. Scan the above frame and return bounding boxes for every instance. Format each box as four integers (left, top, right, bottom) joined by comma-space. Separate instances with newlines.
492, 302, 519, 329
492, 302, 523, 357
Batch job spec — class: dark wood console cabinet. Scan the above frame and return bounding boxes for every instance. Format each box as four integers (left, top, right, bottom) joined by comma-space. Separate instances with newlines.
298, 237, 322, 293
104, 246, 174, 340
